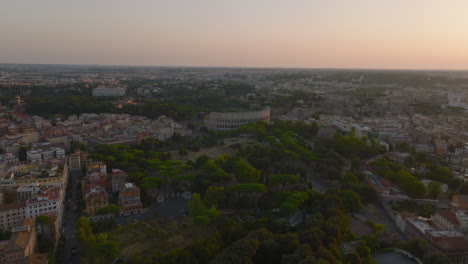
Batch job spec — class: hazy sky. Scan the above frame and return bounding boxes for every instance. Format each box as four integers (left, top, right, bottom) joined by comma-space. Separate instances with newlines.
1, 0, 468, 69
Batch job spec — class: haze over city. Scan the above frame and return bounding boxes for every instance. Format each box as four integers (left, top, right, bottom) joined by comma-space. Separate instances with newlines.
2, 0, 468, 69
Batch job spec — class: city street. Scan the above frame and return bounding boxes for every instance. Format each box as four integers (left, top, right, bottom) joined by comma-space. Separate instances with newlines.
63, 169, 83, 264
305, 165, 333, 193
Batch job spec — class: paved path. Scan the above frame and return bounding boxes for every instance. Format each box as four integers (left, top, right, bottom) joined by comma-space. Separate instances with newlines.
115, 199, 188, 225
305, 165, 334, 193
360, 203, 403, 235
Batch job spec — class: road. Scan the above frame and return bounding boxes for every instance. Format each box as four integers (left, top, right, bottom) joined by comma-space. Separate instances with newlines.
63, 169, 82, 264
360, 202, 403, 235
305, 165, 333, 193
115, 199, 187, 225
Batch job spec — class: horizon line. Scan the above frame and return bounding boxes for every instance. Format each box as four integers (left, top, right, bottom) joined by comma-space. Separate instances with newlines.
1, 62, 468, 72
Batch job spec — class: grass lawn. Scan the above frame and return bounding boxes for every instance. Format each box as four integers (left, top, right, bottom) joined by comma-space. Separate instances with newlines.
113, 216, 215, 259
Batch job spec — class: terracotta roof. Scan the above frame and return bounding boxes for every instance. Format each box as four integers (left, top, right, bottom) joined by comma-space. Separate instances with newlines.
21, 218, 34, 227
435, 210, 460, 227
399, 211, 417, 219
0, 201, 26, 212
5, 218, 35, 253
433, 236, 468, 250
452, 195, 468, 204
6, 231, 29, 251
85, 187, 108, 199
27, 186, 61, 204
6, 232, 28, 253
378, 177, 394, 188
12, 113, 31, 120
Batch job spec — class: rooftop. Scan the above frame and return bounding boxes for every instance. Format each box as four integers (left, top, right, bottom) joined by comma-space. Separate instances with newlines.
17, 183, 41, 191
399, 211, 417, 219
124, 182, 135, 189
5, 218, 34, 253
452, 195, 468, 204
27, 186, 61, 204
0, 201, 26, 211
407, 218, 432, 234
435, 210, 460, 227
431, 235, 468, 251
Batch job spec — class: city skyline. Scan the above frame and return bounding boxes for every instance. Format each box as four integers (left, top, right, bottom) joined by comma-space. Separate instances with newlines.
1, 0, 468, 70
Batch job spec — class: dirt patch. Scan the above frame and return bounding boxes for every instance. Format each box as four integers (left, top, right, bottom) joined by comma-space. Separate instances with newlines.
349, 217, 374, 237
171, 137, 263, 162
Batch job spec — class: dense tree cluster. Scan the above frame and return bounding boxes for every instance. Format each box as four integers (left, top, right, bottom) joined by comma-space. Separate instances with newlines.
397, 238, 431, 260
25, 96, 196, 120
22, 79, 265, 121
84, 118, 411, 264
134, 191, 377, 264
96, 204, 121, 215
76, 217, 120, 264
391, 200, 436, 218
279, 191, 310, 215
333, 133, 382, 159
371, 158, 427, 198
188, 193, 220, 224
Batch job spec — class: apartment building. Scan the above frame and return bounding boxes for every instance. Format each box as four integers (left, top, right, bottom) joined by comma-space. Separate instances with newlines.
25, 186, 61, 219
111, 170, 127, 193
0, 218, 47, 264
0, 202, 26, 232
15, 184, 41, 201
118, 183, 142, 216
26, 147, 65, 163
84, 186, 109, 216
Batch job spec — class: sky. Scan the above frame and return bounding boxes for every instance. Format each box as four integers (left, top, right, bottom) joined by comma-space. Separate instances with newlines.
1, 0, 468, 69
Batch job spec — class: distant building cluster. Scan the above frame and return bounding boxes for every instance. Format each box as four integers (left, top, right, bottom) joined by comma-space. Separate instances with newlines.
59, 113, 189, 147
26, 147, 65, 163
82, 162, 142, 217
448, 92, 468, 110
92, 87, 126, 97
393, 195, 468, 264
312, 110, 468, 177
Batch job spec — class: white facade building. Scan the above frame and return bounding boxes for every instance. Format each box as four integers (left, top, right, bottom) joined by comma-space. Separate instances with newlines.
25, 186, 61, 220
26, 150, 42, 163
26, 148, 66, 163
16, 183, 41, 201
0, 202, 26, 231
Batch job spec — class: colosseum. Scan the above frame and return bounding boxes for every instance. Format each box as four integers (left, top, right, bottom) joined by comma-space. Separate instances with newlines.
205, 107, 271, 131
